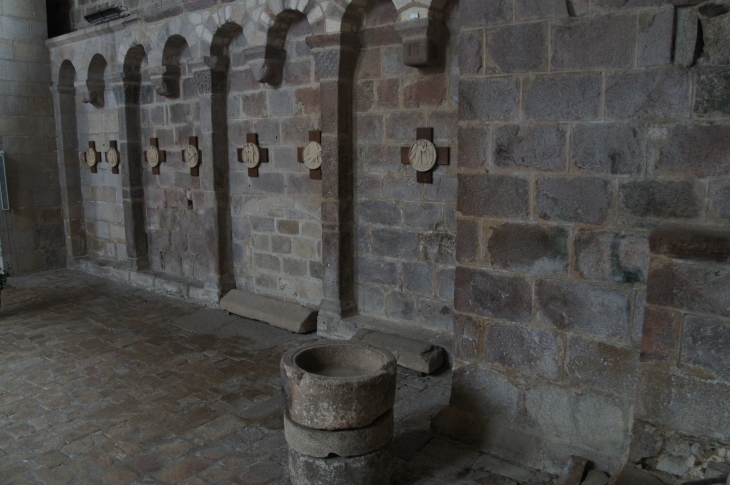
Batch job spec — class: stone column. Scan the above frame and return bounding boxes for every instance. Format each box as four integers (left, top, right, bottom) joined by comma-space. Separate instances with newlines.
189, 58, 235, 301
306, 33, 360, 334
111, 72, 149, 271
50, 83, 86, 259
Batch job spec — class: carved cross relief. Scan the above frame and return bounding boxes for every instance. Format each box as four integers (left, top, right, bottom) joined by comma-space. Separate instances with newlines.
401, 128, 450, 184
181, 136, 201, 177
106, 141, 120, 175
145, 138, 166, 175
238, 133, 269, 178
297, 131, 323, 180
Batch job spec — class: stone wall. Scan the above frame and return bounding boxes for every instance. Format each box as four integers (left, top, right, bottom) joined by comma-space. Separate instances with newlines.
0, 0, 65, 275
353, 0, 458, 334
433, 0, 730, 476
46, 0, 730, 480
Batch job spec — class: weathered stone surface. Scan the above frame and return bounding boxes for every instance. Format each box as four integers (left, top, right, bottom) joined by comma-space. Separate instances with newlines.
459, 31, 483, 76
487, 223, 569, 275
583, 470, 609, 485
658, 125, 730, 177
647, 259, 730, 317
455, 267, 533, 323
461, 0, 514, 28
619, 180, 701, 220
570, 123, 645, 174
220, 289, 317, 334
457, 175, 530, 219
675, 7, 700, 68
556, 455, 588, 485
523, 74, 601, 120
351, 329, 444, 374
700, 4, 730, 65
288, 443, 394, 485
456, 218, 480, 263
650, 226, 730, 262
551, 15, 635, 70
486, 23, 548, 74
605, 69, 690, 120
641, 306, 682, 363
574, 230, 649, 284
637, 368, 730, 439
536, 280, 631, 338
450, 366, 521, 421
494, 124, 566, 171
681, 315, 730, 379
536, 177, 612, 225
566, 337, 639, 396
483, 324, 563, 379
694, 66, 730, 117
638, 8, 675, 67
516, 0, 569, 20
284, 409, 393, 458
459, 78, 520, 121
281, 341, 396, 430
459, 125, 490, 169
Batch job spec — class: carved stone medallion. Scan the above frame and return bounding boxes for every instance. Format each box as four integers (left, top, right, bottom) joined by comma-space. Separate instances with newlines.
184, 145, 199, 169
106, 147, 119, 168
146, 146, 161, 168
408, 139, 438, 173
85, 148, 98, 167
302, 141, 322, 170
241, 143, 261, 169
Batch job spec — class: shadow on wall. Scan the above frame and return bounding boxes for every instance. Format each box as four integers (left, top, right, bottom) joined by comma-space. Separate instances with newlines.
46, 0, 73, 38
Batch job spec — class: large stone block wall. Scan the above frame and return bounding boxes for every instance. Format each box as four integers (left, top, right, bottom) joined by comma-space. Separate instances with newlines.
226, 17, 324, 307
0, 0, 65, 275
433, 0, 730, 476
353, 0, 458, 333
46, 0, 730, 480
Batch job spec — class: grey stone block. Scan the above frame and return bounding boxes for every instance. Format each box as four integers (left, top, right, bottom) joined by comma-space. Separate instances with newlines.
356, 200, 400, 227
574, 230, 649, 284
551, 15, 635, 70
523, 74, 601, 120
494, 124, 567, 171
285, 409, 393, 458
385, 291, 416, 321
351, 329, 444, 374
619, 180, 701, 219
605, 69, 690, 120
459, 31, 483, 75
219, 289, 316, 334
488, 223, 568, 276
457, 174, 530, 219
455, 267, 532, 323
486, 23, 548, 73
694, 66, 730, 117
570, 123, 645, 174
402, 262, 433, 295
461, 0, 514, 28
537, 177, 612, 225
459, 78, 520, 121
658, 124, 730, 177
638, 7, 675, 67
681, 315, 730, 379
675, 7, 700, 68
356, 258, 398, 286
566, 337, 639, 397
516, 0, 569, 20
450, 366, 521, 421
483, 324, 563, 379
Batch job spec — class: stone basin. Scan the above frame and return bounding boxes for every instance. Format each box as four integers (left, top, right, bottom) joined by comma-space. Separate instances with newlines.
281, 341, 397, 431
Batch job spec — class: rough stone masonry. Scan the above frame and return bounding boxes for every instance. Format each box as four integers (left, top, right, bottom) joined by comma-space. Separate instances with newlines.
0, 0, 728, 481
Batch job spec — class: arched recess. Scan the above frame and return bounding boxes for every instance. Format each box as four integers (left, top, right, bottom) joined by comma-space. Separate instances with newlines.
53, 60, 87, 259
152, 35, 189, 98
119, 44, 150, 270
86, 54, 107, 108
209, 21, 245, 294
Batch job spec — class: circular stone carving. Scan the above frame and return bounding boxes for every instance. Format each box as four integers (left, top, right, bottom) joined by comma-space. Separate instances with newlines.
241, 143, 260, 169
106, 147, 119, 168
408, 139, 438, 173
184, 145, 199, 168
302, 141, 322, 170
281, 341, 397, 431
85, 148, 97, 167
145, 146, 160, 168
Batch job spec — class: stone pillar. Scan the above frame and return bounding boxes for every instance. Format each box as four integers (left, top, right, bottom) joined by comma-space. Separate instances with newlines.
50, 84, 87, 260
190, 57, 235, 301
306, 33, 360, 335
111, 72, 149, 271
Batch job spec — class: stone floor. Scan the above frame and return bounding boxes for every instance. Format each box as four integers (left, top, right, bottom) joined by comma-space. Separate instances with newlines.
0, 270, 555, 485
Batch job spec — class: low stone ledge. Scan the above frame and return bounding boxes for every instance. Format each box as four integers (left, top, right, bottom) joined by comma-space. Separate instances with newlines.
220, 289, 317, 334
351, 329, 444, 374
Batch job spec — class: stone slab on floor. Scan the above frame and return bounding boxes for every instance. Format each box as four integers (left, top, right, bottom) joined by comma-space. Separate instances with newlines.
351, 328, 445, 374
220, 289, 317, 334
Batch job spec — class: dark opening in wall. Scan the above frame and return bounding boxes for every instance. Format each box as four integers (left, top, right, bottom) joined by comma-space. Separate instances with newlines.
46, 0, 73, 38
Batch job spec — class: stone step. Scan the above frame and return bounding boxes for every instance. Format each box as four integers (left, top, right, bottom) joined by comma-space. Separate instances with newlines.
219, 289, 317, 334
350, 328, 444, 374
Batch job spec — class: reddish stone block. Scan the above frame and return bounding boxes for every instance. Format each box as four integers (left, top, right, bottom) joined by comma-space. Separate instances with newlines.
356, 48, 382, 79
356, 80, 375, 112
567, 337, 639, 396
487, 223, 568, 276
650, 226, 730, 262
456, 217, 480, 263
484, 323, 563, 379
647, 259, 730, 317
657, 124, 730, 177
294, 87, 320, 115
454, 313, 485, 364
376, 78, 400, 110
457, 174, 530, 220
403, 76, 448, 108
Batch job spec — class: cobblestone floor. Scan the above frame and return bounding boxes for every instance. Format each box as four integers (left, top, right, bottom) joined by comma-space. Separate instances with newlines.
0, 270, 555, 485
